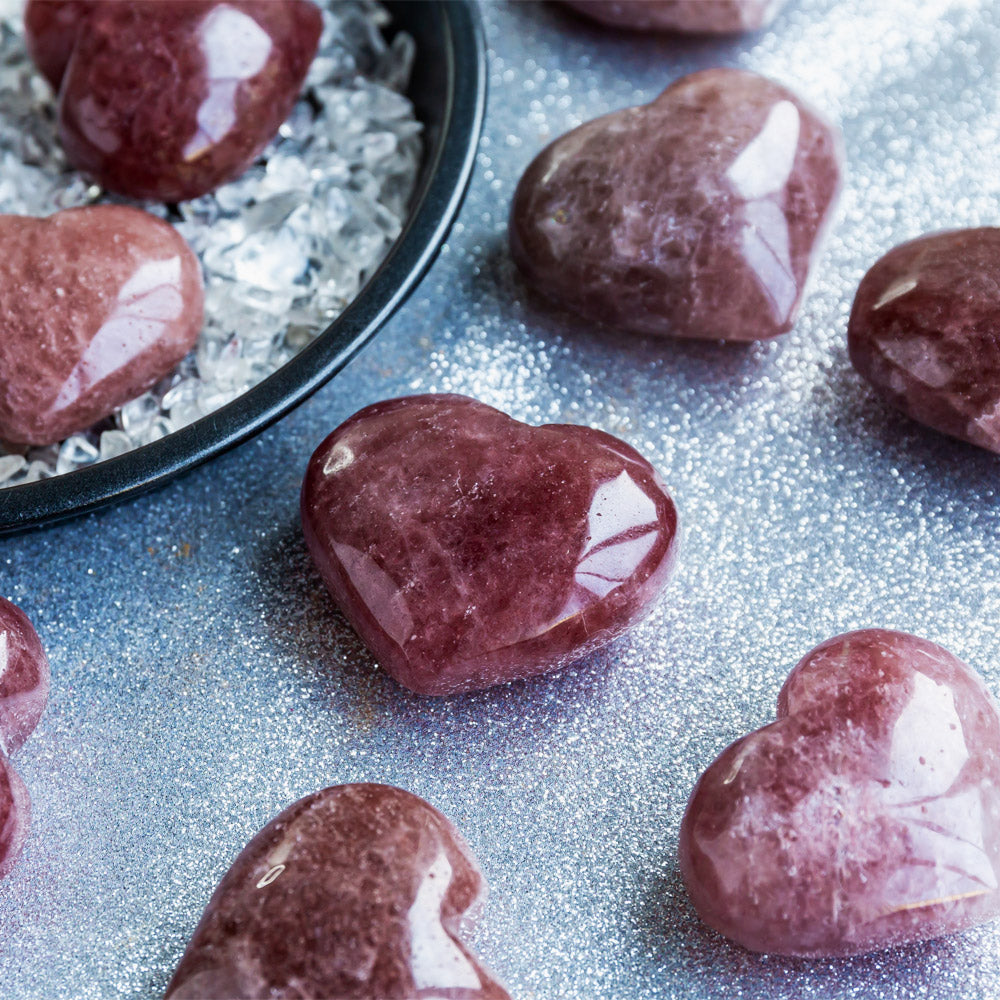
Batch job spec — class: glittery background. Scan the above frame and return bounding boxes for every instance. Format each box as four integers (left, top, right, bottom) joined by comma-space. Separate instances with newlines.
3, 1, 1000, 997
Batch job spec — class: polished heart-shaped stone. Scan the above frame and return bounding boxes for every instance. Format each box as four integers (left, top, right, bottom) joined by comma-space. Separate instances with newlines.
848, 228, 1000, 454
0, 598, 50, 879
0, 205, 203, 446
165, 784, 510, 1000
510, 68, 842, 341
680, 629, 1000, 957
301, 394, 678, 696
560, 0, 785, 33
25, 0, 321, 202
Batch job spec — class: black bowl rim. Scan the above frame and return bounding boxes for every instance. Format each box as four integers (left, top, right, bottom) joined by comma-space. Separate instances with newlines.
0, 0, 487, 535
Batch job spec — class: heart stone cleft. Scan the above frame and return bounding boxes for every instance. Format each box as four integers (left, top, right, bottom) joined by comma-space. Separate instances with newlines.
680, 629, 1000, 957
301, 394, 679, 695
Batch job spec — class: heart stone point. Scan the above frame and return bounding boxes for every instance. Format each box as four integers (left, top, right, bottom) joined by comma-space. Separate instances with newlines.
301, 394, 678, 695
680, 629, 1000, 957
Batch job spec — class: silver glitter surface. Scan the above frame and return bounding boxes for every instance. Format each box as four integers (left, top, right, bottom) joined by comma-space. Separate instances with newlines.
3, 0, 1000, 997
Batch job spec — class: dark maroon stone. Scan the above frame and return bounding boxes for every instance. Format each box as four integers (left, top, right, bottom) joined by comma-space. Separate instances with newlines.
24, 0, 322, 202
165, 783, 510, 1000
848, 228, 1000, 454
0, 598, 49, 880
560, 0, 785, 33
0, 205, 204, 447
301, 394, 678, 696
680, 629, 1000, 957
510, 68, 843, 341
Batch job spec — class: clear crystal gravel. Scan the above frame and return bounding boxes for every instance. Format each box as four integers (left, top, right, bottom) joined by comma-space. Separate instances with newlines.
0, 0, 419, 486
3, 0, 1000, 997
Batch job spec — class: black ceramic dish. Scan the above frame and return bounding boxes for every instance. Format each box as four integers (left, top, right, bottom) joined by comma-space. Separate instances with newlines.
0, 0, 486, 534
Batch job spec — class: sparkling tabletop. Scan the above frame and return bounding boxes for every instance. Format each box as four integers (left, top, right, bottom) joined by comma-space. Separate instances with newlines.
4, 1, 1000, 997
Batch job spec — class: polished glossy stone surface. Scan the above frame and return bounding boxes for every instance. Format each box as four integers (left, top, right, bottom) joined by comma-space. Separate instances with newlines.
848, 228, 1000, 454
0, 598, 49, 757
165, 783, 510, 1000
510, 67, 842, 341
680, 629, 1000, 957
560, 0, 786, 33
0, 205, 204, 446
0, 598, 49, 880
301, 394, 678, 695
26, 0, 322, 202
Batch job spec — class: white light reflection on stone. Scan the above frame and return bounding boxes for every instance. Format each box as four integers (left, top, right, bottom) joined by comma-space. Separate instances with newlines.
407, 849, 482, 992
184, 6, 273, 161
49, 256, 185, 414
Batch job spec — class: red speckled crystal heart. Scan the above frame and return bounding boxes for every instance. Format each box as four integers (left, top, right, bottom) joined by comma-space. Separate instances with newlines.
301, 394, 678, 696
510, 68, 842, 340
25, 0, 321, 202
0, 205, 203, 446
0, 598, 50, 879
680, 629, 1000, 957
560, 0, 785, 33
848, 228, 1000, 454
165, 783, 510, 1000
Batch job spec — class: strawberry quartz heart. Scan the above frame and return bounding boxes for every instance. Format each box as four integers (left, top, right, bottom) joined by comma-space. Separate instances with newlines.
560, 0, 786, 33
680, 629, 1000, 957
24, 0, 322, 202
0, 205, 204, 447
0, 598, 50, 879
301, 394, 678, 696
848, 228, 1000, 454
165, 783, 511, 1000
510, 68, 843, 341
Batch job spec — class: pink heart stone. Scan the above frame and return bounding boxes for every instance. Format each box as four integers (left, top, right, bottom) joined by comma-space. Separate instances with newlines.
25, 0, 321, 202
0, 598, 50, 879
0, 205, 204, 446
510, 68, 843, 341
165, 783, 510, 1000
301, 394, 678, 696
680, 629, 1000, 957
560, 0, 786, 33
848, 228, 1000, 454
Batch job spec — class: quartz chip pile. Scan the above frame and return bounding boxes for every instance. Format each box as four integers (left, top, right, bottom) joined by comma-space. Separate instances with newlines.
0, 0, 422, 488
